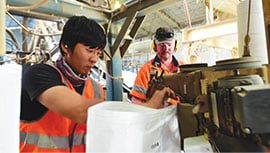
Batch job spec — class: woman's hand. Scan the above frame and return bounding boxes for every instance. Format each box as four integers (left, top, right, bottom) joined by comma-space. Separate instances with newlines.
142, 87, 177, 109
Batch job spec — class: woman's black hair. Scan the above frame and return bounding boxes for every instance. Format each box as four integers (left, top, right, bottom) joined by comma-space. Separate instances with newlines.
59, 16, 106, 55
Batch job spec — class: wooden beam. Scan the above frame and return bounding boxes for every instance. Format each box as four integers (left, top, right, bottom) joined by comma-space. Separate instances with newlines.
120, 39, 132, 58
130, 16, 145, 37
205, 0, 240, 16
263, 0, 270, 64
120, 15, 145, 57
209, 0, 214, 23
0, 0, 5, 56
199, 38, 238, 51
22, 17, 28, 51
110, 11, 137, 57
112, 0, 179, 22
182, 18, 237, 43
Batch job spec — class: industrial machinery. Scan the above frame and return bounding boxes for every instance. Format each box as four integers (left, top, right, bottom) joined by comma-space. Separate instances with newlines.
146, 57, 270, 152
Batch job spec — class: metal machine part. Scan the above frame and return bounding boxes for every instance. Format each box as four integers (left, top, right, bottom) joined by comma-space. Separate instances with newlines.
232, 85, 270, 134
213, 57, 262, 71
179, 63, 209, 72
209, 72, 265, 133
206, 67, 270, 151
208, 84, 270, 151
146, 58, 270, 152
215, 75, 264, 88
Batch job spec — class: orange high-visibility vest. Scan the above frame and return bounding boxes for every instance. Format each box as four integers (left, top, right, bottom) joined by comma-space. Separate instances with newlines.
130, 56, 184, 105
20, 63, 104, 152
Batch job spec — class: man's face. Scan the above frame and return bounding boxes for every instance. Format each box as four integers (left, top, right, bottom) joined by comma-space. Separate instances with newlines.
156, 41, 175, 61
65, 43, 102, 75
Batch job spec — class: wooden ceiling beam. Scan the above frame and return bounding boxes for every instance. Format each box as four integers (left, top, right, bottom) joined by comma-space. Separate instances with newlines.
120, 15, 145, 57
112, 0, 179, 22
199, 38, 238, 51
182, 18, 237, 43
110, 11, 137, 57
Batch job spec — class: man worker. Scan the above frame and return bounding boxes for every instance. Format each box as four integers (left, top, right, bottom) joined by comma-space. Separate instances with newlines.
20, 16, 177, 152
130, 27, 185, 105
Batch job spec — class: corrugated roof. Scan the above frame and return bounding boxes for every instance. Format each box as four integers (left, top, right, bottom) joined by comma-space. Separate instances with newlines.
112, 0, 240, 40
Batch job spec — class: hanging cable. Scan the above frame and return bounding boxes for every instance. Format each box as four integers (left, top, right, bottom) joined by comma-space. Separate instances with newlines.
104, 70, 123, 80
6, 11, 62, 37
6, 28, 21, 51
243, 0, 251, 57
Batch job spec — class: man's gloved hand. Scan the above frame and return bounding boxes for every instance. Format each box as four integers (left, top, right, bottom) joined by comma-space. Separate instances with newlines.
143, 87, 177, 109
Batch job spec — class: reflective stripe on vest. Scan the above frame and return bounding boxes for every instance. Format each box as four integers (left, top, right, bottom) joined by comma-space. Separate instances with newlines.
20, 132, 85, 149
90, 78, 102, 99
132, 84, 147, 95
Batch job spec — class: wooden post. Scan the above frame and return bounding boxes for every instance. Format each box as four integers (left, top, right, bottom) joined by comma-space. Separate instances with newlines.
0, 0, 5, 56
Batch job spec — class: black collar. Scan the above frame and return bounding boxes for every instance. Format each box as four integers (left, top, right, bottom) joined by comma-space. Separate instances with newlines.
152, 55, 179, 67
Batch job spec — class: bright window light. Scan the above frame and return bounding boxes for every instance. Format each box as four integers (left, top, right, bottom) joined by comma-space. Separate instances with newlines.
113, 1, 121, 10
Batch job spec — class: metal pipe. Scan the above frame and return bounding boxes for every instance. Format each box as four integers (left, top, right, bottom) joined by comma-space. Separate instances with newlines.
6, 11, 62, 37
183, 0, 192, 28
0, 0, 6, 56
6, 0, 108, 23
8, 0, 49, 11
